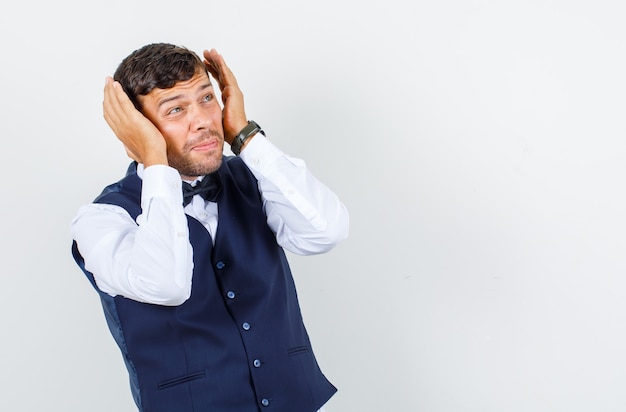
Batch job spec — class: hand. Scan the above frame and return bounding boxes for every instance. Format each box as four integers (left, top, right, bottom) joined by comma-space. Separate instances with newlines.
102, 77, 168, 167
203, 49, 248, 144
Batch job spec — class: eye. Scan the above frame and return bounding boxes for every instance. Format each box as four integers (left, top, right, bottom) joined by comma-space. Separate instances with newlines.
167, 106, 182, 115
203, 93, 214, 102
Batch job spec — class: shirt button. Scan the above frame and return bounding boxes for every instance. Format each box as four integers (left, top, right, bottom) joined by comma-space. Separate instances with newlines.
261, 399, 270, 407
216, 261, 225, 269
227, 291, 235, 299
242, 322, 251, 331
253, 359, 262, 368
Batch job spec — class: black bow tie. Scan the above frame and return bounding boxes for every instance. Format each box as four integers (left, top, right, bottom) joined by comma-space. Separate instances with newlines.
182, 172, 222, 206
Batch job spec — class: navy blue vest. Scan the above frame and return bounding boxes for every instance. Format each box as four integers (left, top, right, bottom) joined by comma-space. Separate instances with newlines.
72, 158, 336, 411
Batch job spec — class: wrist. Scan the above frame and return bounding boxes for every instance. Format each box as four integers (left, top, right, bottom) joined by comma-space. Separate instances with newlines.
141, 147, 169, 168
230, 120, 264, 155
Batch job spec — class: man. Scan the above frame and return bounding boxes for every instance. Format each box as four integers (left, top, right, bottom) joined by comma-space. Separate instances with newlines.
70, 43, 349, 412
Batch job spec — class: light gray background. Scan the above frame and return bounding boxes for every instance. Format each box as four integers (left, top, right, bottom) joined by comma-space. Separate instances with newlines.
2, 0, 625, 411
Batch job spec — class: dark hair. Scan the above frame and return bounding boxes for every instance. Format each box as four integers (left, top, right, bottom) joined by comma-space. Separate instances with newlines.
113, 43, 207, 111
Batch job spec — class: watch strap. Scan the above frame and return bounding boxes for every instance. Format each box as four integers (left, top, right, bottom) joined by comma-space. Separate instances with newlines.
231, 120, 264, 155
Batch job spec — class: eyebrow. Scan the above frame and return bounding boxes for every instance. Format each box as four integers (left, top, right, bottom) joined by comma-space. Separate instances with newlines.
157, 82, 213, 109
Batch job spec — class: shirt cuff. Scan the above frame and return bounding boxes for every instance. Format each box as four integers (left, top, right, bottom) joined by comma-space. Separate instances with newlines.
239, 134, 284, 178
140, 164, 183, 204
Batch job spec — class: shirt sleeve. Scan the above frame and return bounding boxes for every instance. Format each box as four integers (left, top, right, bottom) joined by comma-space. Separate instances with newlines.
239, 134, 350, 255
70, 165, 193, 305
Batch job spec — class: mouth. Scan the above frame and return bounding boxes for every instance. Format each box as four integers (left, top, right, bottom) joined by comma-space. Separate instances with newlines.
190, 139, 219, 152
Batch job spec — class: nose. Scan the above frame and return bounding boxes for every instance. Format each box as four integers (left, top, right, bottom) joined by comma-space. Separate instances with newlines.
190, 104, 214, 131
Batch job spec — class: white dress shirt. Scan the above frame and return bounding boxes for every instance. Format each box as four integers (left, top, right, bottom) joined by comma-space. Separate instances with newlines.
71, 135, 349, 306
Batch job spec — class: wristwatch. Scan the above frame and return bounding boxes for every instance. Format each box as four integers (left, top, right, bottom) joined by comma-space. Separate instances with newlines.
231, 120, 264, 155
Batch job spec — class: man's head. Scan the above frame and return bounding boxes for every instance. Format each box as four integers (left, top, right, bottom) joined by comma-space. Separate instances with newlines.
114, 43, 207, 112
114, 43, 224, 180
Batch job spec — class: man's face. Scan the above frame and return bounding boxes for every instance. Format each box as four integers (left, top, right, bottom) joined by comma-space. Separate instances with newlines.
139, 71, 224, 180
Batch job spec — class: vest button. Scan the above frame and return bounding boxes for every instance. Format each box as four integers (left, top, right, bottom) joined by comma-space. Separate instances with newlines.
216, 261, 225, 269
253, 359, 262, 368
242, 322, 251, 331
261, 398, 270, 407
226, 291, 235, 299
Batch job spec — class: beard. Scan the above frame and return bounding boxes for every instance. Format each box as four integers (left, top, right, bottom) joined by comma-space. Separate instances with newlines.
168, 130, 224, 178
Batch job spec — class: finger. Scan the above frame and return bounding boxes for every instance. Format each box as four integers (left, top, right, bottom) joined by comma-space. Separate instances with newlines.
105, 80, 139, 132
203, 48, 220, 71
205, 65, 223, 91
104, 78, 129, 123
203, 50, 224, 91
204, 49, 239, 90
103, 78, 122, 131
103, 79, 140, 145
